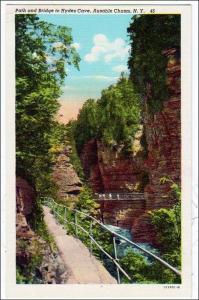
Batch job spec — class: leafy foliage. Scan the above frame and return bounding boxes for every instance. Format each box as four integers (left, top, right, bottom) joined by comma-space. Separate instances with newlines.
97, 75, 141, 150
127, 15, 180, 113
150, 205, 181, 254
73, 99, 99, 153
16, 14, 80, 196
16, 238, 44, 284
75, 186, 100, 213
74, 75, 141, 154
120, 249, 180, 284
120, 250, 150, 283
149, 179, 181, 263
48, 123, 68, 161
16, 267, 27, 284
16, 16, 80, 283
120, 181, 181, 284
66, 121, 85, 180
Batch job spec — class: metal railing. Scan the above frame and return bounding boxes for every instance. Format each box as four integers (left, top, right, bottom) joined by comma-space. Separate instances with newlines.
93, 192, 145, 201
42, 197, 181, 284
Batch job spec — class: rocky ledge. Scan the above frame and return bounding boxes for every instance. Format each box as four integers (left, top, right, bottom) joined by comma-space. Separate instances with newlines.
52, 146, 83, 199
16, 176, 68, 284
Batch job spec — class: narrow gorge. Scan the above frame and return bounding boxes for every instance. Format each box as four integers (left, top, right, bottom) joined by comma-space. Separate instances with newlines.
15, 14, 181, 284
78, 48, 181, 246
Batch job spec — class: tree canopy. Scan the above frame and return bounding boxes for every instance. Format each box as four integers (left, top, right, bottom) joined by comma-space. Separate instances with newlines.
127, 15, 180, 112
16, 14, 80, 196
73, 75, 141, 154
73, 99, 98, 153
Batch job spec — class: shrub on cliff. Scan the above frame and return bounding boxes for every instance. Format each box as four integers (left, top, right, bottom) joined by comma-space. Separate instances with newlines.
150, 179, 181, 266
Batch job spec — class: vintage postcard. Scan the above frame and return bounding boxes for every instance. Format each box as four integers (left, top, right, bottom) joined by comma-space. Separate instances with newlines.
1, 0, 198, 299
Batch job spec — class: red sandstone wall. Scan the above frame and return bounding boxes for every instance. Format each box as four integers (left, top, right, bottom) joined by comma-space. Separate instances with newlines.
81, 139, 146, 193
98, 199, 146, 229
97, 141, 146, 192
144, 49, 181, 210
81, 49, 181, 245
16, 176, 35, 238
131, 49, 181, 244
80, 139, 104, 192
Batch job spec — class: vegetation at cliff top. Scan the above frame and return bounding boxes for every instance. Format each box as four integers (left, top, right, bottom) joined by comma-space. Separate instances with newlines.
16, 14, 80, 197
73, 75, 141, 154
127, 14, 180, 113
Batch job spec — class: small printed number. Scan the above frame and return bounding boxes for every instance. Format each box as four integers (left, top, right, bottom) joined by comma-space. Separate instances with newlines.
164, 286, 180, 289
150, 9, 155, 13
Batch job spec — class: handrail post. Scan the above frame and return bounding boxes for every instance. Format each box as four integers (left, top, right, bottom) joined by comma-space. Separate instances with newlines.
113, 236, 120, 284
64, 207, 67, 228
75, 211, 78, 236
89, 221, 93, 256
55, 201, 58, 216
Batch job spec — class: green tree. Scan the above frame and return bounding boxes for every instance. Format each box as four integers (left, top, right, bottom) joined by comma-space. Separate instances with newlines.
74, 75, 141, 154
65, 120, 85, 180
127, 15, 180, 112
97, 75, 141, 150
150, 179, 181, 261
74, 99, 98, 153
16, 14, 80, 196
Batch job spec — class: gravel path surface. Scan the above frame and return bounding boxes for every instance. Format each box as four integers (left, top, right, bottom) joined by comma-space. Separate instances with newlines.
43, 206, 117, 284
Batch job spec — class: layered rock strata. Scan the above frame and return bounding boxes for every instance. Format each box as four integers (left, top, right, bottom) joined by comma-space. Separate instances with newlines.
52, 146, 83, 199
132, 49, 181, 243
81, 127, 146, 194
144, 49, 181, 209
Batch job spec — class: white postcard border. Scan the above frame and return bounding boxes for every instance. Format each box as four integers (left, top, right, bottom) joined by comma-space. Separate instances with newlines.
1, 1, 197, 299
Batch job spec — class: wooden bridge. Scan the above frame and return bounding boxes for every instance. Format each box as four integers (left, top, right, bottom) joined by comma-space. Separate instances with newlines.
93, 192, 145, 201
93, 192, 146, 229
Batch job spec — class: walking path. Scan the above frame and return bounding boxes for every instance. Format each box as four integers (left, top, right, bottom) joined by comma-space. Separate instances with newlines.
43, 206, 117, 284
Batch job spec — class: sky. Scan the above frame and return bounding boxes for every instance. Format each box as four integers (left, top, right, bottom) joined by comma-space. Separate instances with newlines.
39, 14, 132, 122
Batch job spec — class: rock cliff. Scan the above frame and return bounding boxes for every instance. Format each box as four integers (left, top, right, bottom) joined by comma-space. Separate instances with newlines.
81, 126, 147, 193
132, 49, 181, 244
52, 146, 83, 199
16, 176, 68, 283
144, 48, 181, 209
16, 177, 35, 238
80, 49, 181, 245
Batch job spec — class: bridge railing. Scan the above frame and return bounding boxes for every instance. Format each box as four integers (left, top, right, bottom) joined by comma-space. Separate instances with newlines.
42, 197, 181, 284
93, 192, 145, 201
